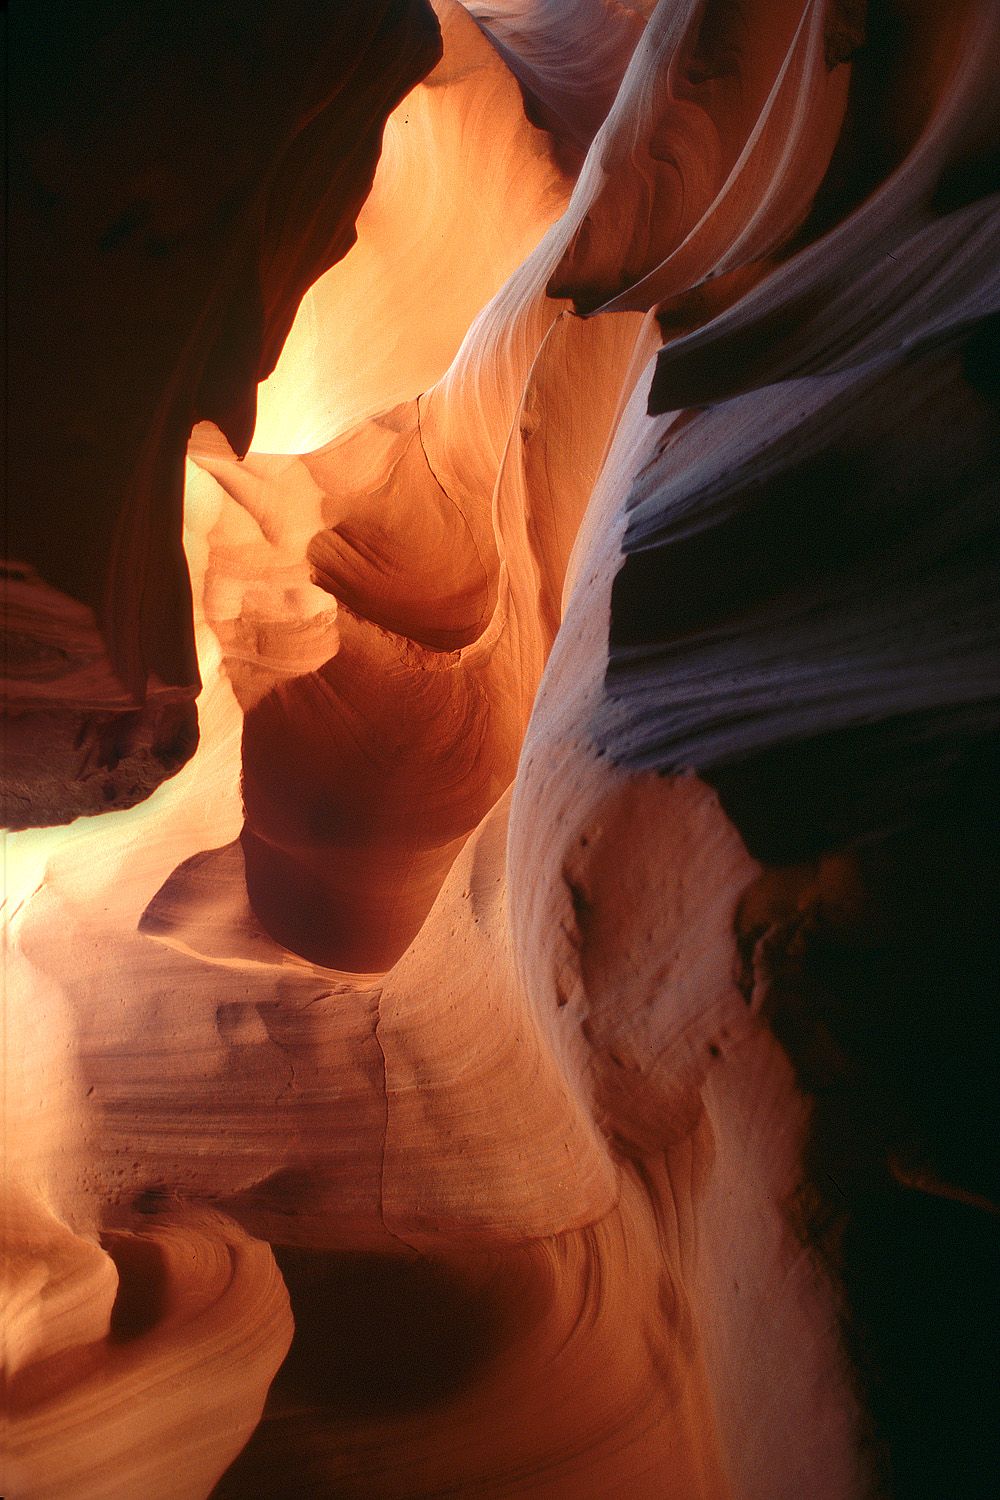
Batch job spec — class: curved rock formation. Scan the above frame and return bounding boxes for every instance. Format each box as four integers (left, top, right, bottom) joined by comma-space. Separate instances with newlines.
250, 0, 579, 454
2, 1197, 293, 1500
4, 1, 999, 1498
4, 0, 441, 827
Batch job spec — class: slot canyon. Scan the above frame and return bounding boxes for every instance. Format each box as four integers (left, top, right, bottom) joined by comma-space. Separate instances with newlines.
3, 1, 998, 1497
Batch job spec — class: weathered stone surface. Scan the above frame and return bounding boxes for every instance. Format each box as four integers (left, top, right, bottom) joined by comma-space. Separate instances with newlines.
5, 0, 441, 827
4, 3, 998, 1498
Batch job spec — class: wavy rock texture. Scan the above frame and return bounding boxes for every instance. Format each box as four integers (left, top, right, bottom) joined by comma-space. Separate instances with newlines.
4, 2, 999, 1499
250, 0, 578, 454
2, 1200, 293, 1500
4, 0, 441, 827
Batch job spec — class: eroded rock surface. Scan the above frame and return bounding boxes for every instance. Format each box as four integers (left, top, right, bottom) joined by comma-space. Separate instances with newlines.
4, 0, 442, 827
4, 2, 999, 1498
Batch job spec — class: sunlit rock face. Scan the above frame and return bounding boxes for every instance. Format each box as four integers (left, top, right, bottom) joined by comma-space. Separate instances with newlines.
4, 2, 999, 1499
4, 0, 441, 828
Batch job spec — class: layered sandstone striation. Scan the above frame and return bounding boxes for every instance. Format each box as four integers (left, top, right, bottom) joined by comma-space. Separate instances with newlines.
4, 0, 441, 827
4, 2, 998, 1498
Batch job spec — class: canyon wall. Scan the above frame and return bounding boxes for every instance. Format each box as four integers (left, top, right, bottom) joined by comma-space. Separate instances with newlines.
4, 2, 998, 1497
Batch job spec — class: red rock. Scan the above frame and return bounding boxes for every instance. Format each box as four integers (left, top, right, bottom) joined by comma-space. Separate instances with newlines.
4, 3, 999, 1498
4, 0, 441, 827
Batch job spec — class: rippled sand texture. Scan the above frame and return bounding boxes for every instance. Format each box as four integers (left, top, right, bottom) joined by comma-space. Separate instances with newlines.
4, 2, 999, 1498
